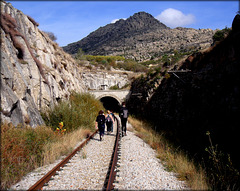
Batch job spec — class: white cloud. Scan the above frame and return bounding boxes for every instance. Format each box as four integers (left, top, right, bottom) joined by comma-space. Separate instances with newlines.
156, 8, 196, 28
111, 18, 126, 24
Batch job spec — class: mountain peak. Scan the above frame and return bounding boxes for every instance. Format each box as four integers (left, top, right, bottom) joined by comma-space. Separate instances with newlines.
62, 11, 214, 61
124, 11, 168, 30
132, 11, 155, 19
63, 11, 168, 55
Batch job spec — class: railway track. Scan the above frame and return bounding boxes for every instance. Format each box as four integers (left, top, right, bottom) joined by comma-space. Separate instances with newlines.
28, 117, 121, 191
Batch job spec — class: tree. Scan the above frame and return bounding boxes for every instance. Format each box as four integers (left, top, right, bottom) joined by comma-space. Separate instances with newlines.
212, 27, 231, 43
75, 48, 86, 60
44, 31, 57, 41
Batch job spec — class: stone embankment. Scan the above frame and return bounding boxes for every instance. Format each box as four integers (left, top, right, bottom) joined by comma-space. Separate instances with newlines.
11, 119, 188, 190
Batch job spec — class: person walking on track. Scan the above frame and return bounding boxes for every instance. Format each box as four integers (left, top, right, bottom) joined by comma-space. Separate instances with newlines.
95, 110, 105, 141
105, 110, 114, 134
119, 102, 129, 136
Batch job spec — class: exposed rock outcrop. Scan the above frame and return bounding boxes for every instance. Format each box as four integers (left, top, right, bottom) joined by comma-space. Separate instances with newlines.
82, 70, 130, 90
1, 1, 86, 127
127, 14, 240, 174
63, 12, 215, 61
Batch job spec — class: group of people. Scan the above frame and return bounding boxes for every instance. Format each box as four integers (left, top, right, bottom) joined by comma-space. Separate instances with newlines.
95, 110, 115, 141
95, 102, 129, 141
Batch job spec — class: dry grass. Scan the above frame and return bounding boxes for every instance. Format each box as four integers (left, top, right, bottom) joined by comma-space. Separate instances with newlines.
1, 123, 93, 190
1, 92, 103, 189
128, 116, 209, 190
1, 124, 54, 189
42, 128, 91, 165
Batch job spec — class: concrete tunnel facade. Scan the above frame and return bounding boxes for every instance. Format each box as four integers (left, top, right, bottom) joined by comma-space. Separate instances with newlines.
89, 90, 130, 112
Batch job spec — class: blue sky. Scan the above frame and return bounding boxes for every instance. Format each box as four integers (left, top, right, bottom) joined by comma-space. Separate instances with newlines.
9, 1, 239, 47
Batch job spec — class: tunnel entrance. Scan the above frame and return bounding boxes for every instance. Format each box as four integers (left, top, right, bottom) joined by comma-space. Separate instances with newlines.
100, 96, 120, 112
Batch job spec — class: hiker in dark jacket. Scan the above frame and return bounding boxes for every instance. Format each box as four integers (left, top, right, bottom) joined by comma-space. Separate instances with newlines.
119, 102, 129, 136
95, 110, 105, 141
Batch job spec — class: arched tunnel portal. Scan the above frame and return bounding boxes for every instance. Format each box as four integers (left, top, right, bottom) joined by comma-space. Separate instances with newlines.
98, 95, 121, 112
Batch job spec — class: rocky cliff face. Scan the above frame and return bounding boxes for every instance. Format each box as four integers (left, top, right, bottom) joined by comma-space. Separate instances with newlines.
82, 70, 130, 90
127, 15, 240, 171
1, 1, 86, 127
63, 12, 215, 61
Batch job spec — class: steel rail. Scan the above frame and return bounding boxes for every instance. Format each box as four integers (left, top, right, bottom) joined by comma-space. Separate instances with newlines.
105, 117, 120, 191
28, 129, 98, 191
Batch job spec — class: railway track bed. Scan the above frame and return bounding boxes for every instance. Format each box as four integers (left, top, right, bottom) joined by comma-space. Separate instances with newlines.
11, 118, 189, 190
11, 120, 119, 190
114, 123, 189, 190
42, 128, 116, 190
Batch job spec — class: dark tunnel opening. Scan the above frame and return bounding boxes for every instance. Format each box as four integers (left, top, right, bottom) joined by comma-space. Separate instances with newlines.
100, 96, 120, 112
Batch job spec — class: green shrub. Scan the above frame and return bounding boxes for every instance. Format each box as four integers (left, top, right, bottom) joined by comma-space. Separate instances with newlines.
101, 60, 107, 65
85, 55, 95, 62
117, 59, 148, 72
75, 48, 86, 60
1, 93, 103, 189
83, 55, 148, 72
41, 92, 103, 132
213, 27, 231, 43
80, 54, 149, 72
109, 85, 119, 90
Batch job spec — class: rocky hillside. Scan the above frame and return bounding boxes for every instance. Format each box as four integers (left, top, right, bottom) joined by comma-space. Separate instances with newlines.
63, 12, 215, 61
127, 14, 240, 188
82, 70, 131, 90
0, 1, 86, 127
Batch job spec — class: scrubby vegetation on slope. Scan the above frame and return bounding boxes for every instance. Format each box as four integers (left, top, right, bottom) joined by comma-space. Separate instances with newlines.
75, 49, 148, 72
127, 15, 240, 190
1, 92, 103, 189
74, 47, 197, 74
128, 117, 209, 190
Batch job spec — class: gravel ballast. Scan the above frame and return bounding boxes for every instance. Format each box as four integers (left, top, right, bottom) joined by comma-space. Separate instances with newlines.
114, 122, 189, 190
11, 118, 189, 190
